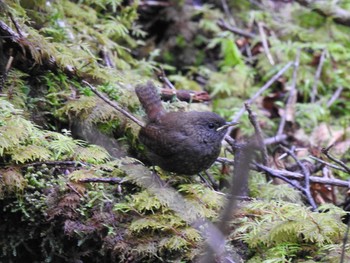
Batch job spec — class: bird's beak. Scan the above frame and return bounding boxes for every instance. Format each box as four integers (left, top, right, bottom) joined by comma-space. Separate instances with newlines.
216, 121, 239, 131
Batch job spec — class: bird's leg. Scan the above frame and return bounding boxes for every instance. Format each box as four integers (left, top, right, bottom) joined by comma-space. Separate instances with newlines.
198, 171, 219, 190
150, 166, 165, 187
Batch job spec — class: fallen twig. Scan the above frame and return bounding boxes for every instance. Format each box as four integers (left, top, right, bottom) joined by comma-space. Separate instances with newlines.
83, 80, 144, 128
138, 1, 172, 7
245, 103, 268, 165
341, 215, 350, 263
255, 163, 350, 187
277, 49, 300, 135
280, 145, 317, 210
217, 19, 256, 38
322, 144, 350, 174
157, 67, 176, 90
258, 22, 275, 65
263, 134, 288, 145
67, 182, 84, 198
160, 88, 211, 103
23, 160, 87, 167
311, 49, 327, 103
220, 0, 236, 26
79, 177, 123, 184
309, 155, 348, 173
229, 61, 293, 127
200, 144, 254, 263
327, 86, 343, 107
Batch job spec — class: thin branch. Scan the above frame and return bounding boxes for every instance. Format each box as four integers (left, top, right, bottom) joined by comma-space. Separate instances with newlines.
322, 144, 350, 174
204, 171, 219, 190
245, 103, 268, 165
218, 144, 253, 232
245, 42, 254, 64
220, 0, 236, 25
79, 177, 123, 184
255, 162, 305, 192
263, 134, 288, 145
200, 144, 254, 263
309, 155, 348, 173
216, 157, 235, 165
311, 49, 327, 103
229, 61, 293, 127
66, 183, 84, 198
255, 163, 350, 188
23, 160, 87, 167
280, 145, 317, 210
160, 88, 211, 103
217, 19, 256, 38
9, 12, 24, 38
341, 217, 350, 263
0, 20, 21, 42
277, 49, 300, 135
5, 55, 13, 72
157, 67, 176, 89
258, 22, 275, 65
83, 80, 144, 127
327, 86, 343, 107
138, 1, 172, 7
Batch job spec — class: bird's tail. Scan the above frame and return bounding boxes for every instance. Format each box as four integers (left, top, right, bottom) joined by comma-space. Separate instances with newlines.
135, 81, 165, 122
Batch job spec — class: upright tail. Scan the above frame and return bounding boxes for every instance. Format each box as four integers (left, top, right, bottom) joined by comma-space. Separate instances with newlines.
135, 81, 165, 122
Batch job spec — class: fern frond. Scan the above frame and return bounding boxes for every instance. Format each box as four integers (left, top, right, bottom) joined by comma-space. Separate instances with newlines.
46, 132, 84, 159
11, 145, 52, 164
74, 145, 110, 164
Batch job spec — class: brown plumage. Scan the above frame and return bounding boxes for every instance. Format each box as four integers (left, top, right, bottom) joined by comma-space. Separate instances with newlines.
136, 81, 236, 175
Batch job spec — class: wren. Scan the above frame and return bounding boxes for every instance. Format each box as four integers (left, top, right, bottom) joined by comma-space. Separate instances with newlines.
136, 81, 237, 175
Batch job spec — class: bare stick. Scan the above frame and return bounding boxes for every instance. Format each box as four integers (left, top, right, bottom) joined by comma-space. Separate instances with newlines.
216, 157, 235, 165
255, 163, 350, 187
79, 177, 123, 184
322, 144, 350, 174
245, 103, 268, 165
341, 218, 350, 263
160, 88, 210, 103
0, 20, 21, 41
83, 80, 144, 127
9, 12, 24, 38
277, 49, 300, 135
309, 155, 348, 173
263, 134, 288, 145
66, 183, 84, 198
200, 144, 254, 263
255, 162, 304, 192
311, 49, 327, 103
327, 86, 343, 107
139, 1, 172, 6
280, 145, 317, 210
157, 67, 176, 89
5, 55, 13, 72
217, 19, 256, 38
220, 0, 236, 26
258, 22, 275, 65
23, 160, 87, 167
245, 42, 254, 64
229, 61, 293, 126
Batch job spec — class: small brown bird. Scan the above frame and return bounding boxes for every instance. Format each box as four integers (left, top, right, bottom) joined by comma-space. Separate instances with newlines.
136, 81, 237, 175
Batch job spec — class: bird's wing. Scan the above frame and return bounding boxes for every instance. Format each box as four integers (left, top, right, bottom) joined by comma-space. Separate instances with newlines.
139, 124, 188, 157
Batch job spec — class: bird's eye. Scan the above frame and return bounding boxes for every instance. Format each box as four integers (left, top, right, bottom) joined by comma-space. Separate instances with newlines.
208, 123, 215, 129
